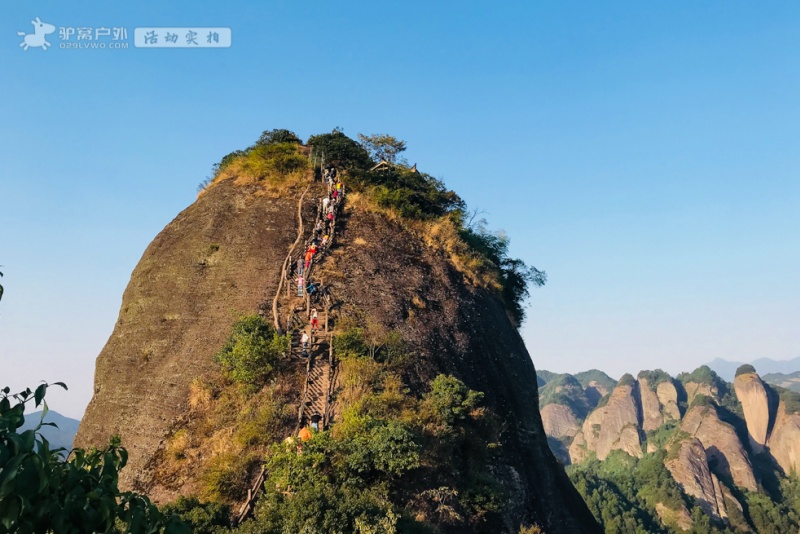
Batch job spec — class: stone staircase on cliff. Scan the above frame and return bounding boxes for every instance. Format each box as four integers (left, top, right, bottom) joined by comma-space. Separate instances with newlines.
236, 170, 343, 525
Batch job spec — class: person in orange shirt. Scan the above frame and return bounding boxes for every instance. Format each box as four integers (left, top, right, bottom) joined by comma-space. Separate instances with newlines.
298, 427, 312, 442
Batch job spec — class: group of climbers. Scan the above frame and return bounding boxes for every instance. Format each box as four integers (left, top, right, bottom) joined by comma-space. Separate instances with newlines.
290, 164, 346, 361
238, 164, 347, 520
292, 165, 345, 304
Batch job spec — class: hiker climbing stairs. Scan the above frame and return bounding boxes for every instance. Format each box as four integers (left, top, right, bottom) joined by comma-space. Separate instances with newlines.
302, 351, 330, 428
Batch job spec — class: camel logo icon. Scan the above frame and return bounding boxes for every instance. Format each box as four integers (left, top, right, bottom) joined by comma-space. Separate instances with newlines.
18, 17, 56, 51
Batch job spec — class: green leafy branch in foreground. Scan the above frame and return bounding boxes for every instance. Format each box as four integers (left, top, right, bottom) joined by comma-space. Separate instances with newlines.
0, 383, 189, 534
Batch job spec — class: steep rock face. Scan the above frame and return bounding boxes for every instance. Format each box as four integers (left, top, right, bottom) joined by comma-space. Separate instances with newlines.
583, 380, 610, 405
734, 372, 772, 453
569, 382, 642, 461
75, 180, 300, 490
568, 430, 588, 464
540, 404, 579, 439
665, 438, 729, 521
767, 401, 800, 476
325, 208, 600, 531
639, 378, 664, 432
684, 381, 719, 405
585, 380, 611, 397
76, 179, 599, 533
680, 405, 757, 491
656, 381, 681, 421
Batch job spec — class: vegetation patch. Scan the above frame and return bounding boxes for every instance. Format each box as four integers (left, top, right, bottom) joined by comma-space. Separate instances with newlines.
161, 496, 231, 533
637, 369, 672, 390
236, 368, 506, 533
574, 369, 616, 391
536, 370, 560, 386
154, 316, 297, 506
735, 364, 757, 377
539, 374, 594, 420
774, 385, 800, 415
644, 421, 679, 454
0, 383, 189, 533
677, 365, 726, 389
617, 373, 636, 388
214, 314, 289, 388
567, 448, 730, 533
204, 128, 310, 195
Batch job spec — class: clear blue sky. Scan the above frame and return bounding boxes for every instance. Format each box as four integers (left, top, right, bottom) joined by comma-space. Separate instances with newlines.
1, 1, 798, 419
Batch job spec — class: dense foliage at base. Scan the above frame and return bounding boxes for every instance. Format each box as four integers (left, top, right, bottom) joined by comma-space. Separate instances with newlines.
0, 384, 189, 534
164, 320, 512, 534
235, 325, 506, 534
568, 451, 722, 534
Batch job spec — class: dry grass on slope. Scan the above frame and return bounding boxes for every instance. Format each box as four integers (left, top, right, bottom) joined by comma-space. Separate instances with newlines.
152, 371, 301, 504
343, 191, 503, 292
199, 143, 311, 199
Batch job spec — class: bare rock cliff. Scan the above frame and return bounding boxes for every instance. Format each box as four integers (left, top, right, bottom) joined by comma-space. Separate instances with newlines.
656, 380, 681, 421
734, 372, 773, 453
665, 437, 731, 522
638, 377, 664, 432
569, 380, 642, 462
680, 405, 757, 491
540, 403, 580, 440
684, 381, 720, 405
766, 401, 800, 476
75, 181, 298, 489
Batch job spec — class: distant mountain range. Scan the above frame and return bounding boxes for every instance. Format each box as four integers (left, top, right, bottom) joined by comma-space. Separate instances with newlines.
19, 410, 80, 452
537, 364, 800, 532
762, 370, 800, 393
705, 356, 800, 382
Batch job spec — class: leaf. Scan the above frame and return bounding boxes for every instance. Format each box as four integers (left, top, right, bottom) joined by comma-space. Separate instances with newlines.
34, 403, 49, 432
14, 456, 42, 499
0, 496, 21, 529
19, 429, 36, 452
34, 384, 47, 407
0, 454, 26, 497
52, 382, 68, 391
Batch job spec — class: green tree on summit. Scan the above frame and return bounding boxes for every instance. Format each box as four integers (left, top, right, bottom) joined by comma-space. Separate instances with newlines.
358, 133, 407, 164
256, 128, 301, 146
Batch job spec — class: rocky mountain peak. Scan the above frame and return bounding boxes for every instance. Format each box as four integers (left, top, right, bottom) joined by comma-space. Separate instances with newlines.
733, 366, 775, 453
